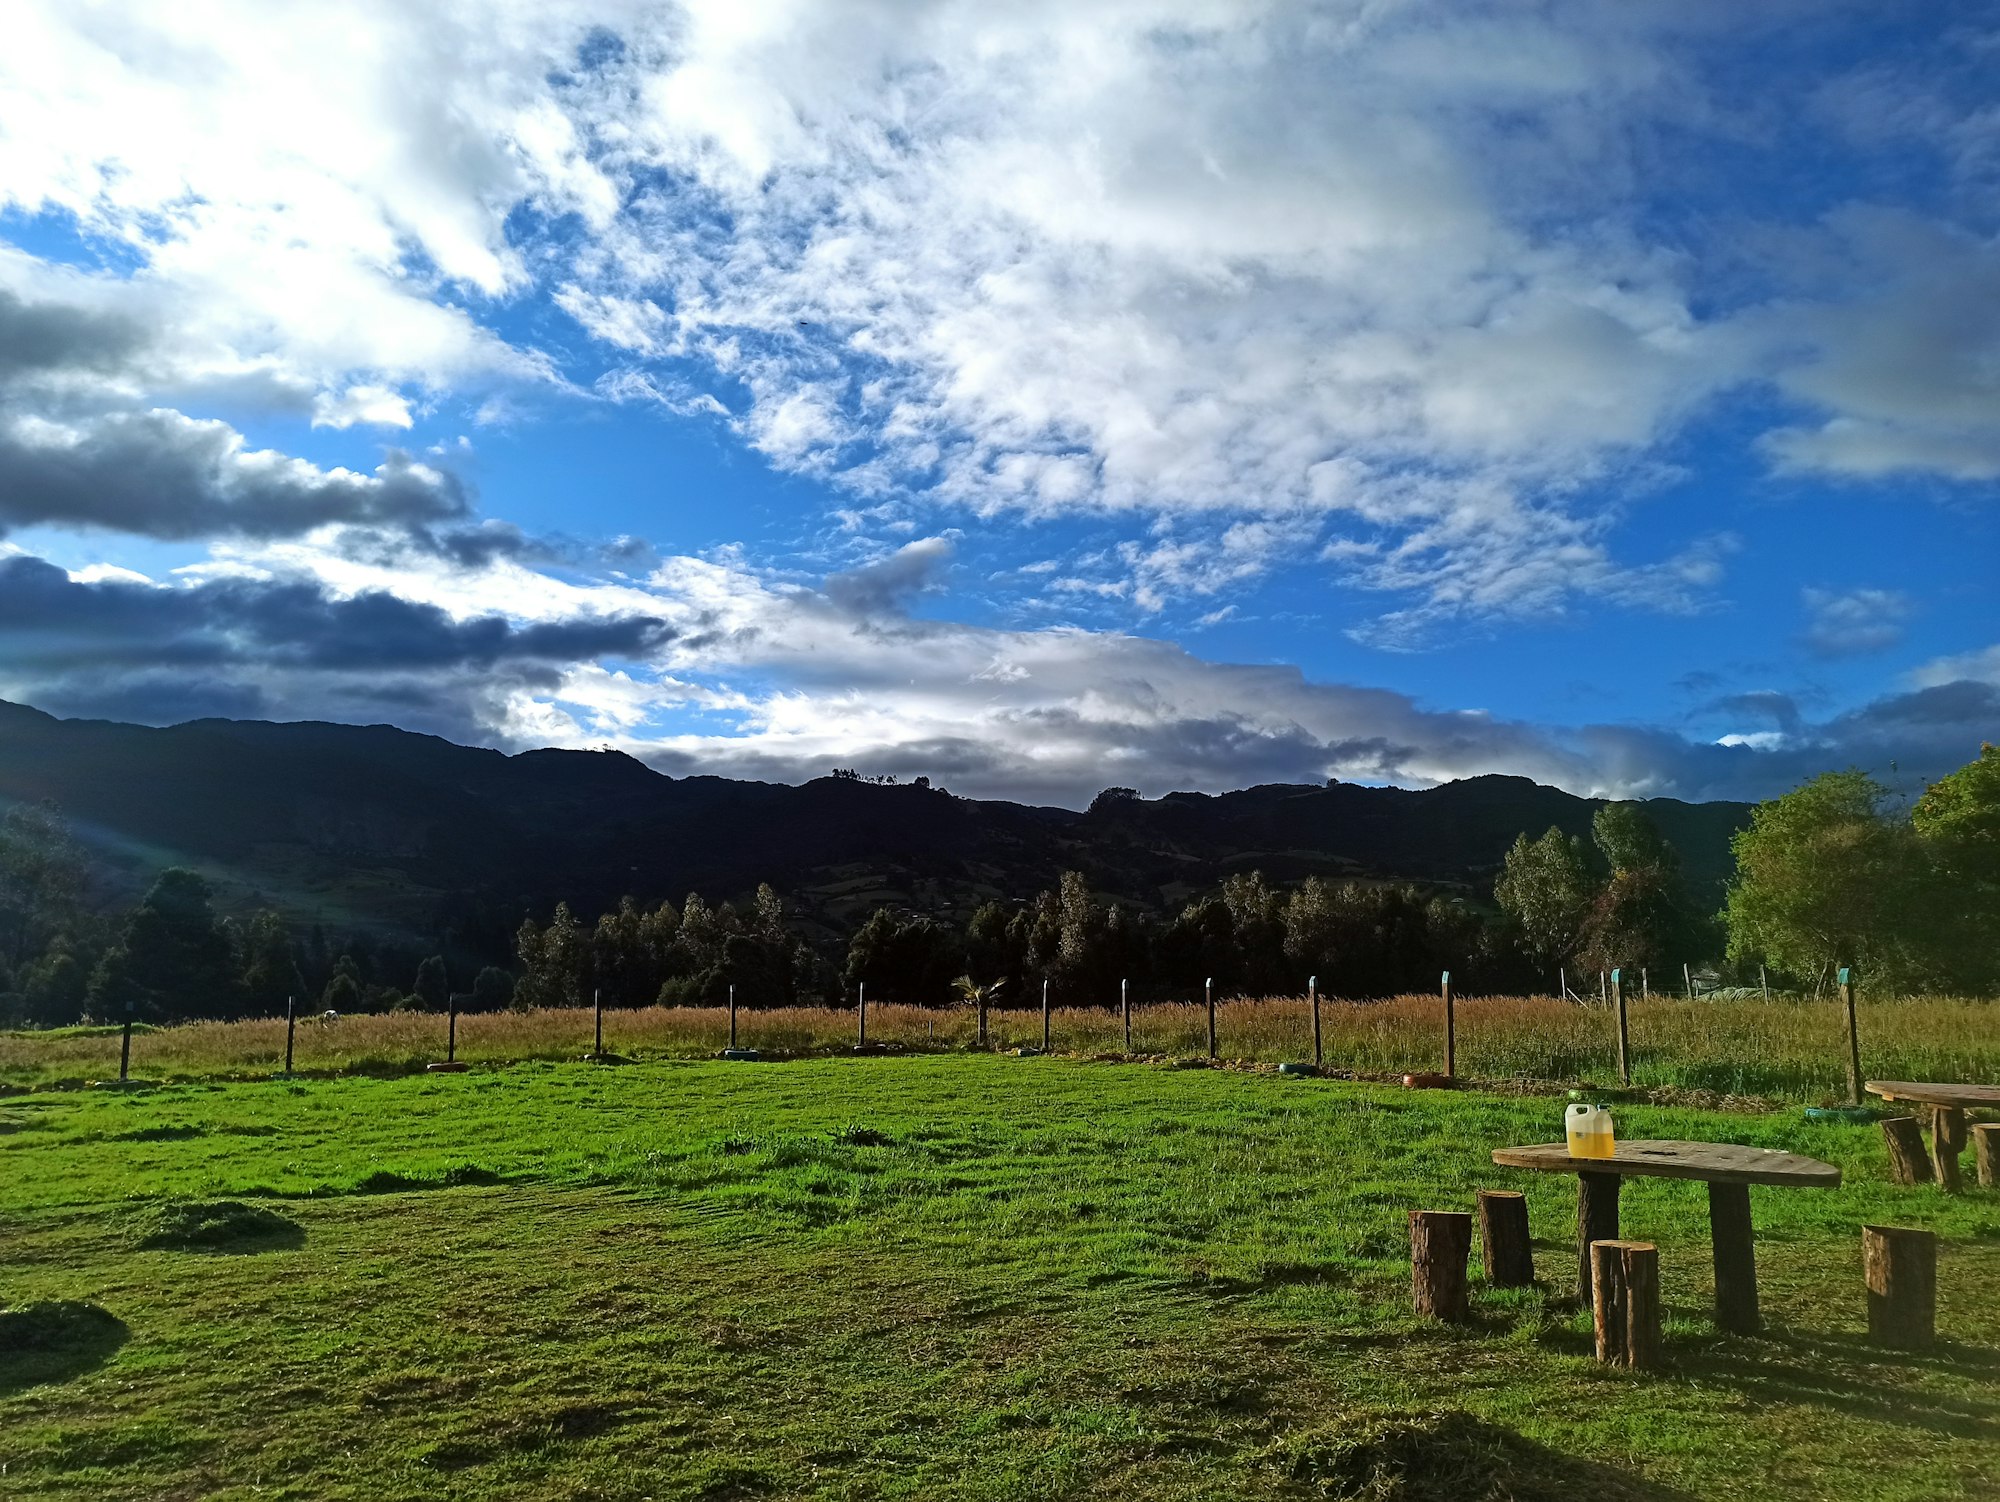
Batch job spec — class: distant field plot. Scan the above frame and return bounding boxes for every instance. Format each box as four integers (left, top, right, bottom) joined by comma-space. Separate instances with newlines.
2, 1057, 1997, 1500
5, 993, 1997, 1103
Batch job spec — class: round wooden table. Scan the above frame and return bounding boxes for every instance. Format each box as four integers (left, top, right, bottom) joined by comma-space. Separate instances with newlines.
1493, 1139, 1840, 1334
1866, 1081, 2000, 1191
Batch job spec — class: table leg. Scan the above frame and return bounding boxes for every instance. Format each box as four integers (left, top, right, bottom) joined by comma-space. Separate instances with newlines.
1576, 1172, 1621, 1303
1708, 1181, 1759, 1335
1932, 1106, 1966, 1193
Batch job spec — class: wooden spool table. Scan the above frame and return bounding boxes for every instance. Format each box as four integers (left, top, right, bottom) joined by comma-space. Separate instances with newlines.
1865, 1082, 2000, 1192
1492, 1140, 1840, 1335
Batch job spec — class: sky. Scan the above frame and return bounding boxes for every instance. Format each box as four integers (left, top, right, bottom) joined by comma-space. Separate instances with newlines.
0, 0, 1995, 809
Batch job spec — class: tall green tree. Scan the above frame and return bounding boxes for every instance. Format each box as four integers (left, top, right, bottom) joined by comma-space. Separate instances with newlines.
1911, 743, 2000, 989
1722, 770, 1921, 989
1493, 828, 1594, 971
239, 910, 304, 1012
91, 868, 241, 1021
411, 955, 450, 1012
0, 800, 87, 970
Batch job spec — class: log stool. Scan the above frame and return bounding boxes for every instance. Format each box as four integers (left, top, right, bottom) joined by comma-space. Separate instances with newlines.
1974, 1123, 1999, 1190
1477, 1189, 1534, 1288
1862, 1225, 1936, 1349
1880, 1117, 1934, 1186
1409, 1209, 1472, 1323
1591, 1240, 1662, 1370
1866, 1084, 2000, 1192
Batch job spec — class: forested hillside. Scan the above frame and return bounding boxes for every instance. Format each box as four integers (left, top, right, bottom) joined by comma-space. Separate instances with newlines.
0, 699, 1748, 953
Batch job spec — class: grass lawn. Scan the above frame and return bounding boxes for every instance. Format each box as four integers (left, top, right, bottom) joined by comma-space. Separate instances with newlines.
2, 1056, 1996, 1500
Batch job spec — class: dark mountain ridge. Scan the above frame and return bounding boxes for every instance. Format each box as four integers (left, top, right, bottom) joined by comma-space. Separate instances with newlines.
0, 699, 1752, 945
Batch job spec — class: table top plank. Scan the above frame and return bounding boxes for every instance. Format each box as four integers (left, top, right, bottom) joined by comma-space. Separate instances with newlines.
1864, 1081, 2000, 1109
1492, 1139, 1840, 1187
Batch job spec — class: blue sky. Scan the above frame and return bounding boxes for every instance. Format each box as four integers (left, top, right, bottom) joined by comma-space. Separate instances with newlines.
0, 1, 1994, 807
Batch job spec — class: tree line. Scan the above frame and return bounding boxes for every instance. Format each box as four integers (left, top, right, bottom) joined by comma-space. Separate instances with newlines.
3, 744, 1994, 1027
0, 804, 515, 1026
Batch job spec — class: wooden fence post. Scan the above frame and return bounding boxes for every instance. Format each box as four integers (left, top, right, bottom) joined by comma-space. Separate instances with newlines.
1683, 962, 1694, 1000
1206, 977, 1216, 1060
1576, 1172, 1621, 1303
1640, 967, 1649, 1000
1477, 1189, 1533, 1288
284, 994, 296, 1076
447, 992, 458, 1064
1840, 967, 1862, 1107
1122, 977, 1131, 1052
1974, 1123, 1999, 1189
1881, 1117, 1934, 1186
1932, 1106, 1967, 1193
1409, 1210, 1473, 1322
593, 987, 603, 1057
1759, 964, 1768, 1001
1863, 1225, 1936, 1348
1611, 968, 1630, 1086
1041, 977, 1050, 1052
857, 981, 867, 1046
120, 1002, 134, 1082
1591, 1241, 1662, 1370
1310, 974, 1322, 1069
728, 983, 737, 1050
1441, 971, 1455, 1080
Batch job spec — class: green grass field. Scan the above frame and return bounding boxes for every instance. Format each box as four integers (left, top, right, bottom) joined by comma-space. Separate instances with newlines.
3, 1057, 1997, 1500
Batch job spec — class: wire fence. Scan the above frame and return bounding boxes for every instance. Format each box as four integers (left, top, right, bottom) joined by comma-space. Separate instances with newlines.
6, 989, 1996, 1104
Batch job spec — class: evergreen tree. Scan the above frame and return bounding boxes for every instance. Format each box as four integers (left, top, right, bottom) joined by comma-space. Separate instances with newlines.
91, 868, 240, 1021
472, 965, 516, 1012
239, 910, 304, 1013
412, 955, 450, 1012
0, 800, 86, 971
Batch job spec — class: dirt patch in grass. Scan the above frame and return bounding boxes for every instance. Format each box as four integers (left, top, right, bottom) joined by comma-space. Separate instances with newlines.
0, 1301, 129, 1393
1269, 1410, 1691, 1501
136, 1200, 303, 1251
830, 1124, 893, 1147
346, 1163, 505, 1194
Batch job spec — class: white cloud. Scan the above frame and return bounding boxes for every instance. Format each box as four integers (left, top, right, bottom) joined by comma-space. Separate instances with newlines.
1911, 643, 2000, 689
131, 529, 1992, 808
1798, 585, 1912, 659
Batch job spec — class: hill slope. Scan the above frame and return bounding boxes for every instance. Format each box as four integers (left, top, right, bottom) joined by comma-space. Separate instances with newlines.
0, 700, 1750, 942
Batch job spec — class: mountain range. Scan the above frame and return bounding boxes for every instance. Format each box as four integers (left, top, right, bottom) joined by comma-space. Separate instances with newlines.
0, 699, 1752, 949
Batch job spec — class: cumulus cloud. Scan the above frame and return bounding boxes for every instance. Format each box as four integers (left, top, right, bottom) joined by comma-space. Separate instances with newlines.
34, 534, 1968, 810
1798, 585, 1913, 659
1762, 212, 2000, 482
0, 552, 674, 743
2, 3, 1993, 627
0, 410, 471, 541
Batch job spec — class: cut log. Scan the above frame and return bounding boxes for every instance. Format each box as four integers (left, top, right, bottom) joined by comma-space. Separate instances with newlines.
1591, 1240, 1663, 1370
1880, 1117, 1934, 1186
1862, 1225, 1936, 1349
1932, 1106, 1967, 1193
1575, 1172, 1621, 1303
1409, 1209, 1473, 1323
1974, 1123, 1999, 1190
1477, 1189, 1534, 1288
1708, 1181, 1760, 1336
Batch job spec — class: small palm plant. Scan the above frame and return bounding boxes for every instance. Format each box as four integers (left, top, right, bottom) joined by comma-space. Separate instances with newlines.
951, 974, 1005, 1050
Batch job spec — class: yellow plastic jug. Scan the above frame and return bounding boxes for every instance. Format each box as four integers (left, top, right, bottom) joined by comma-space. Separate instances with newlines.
1565, 1103, 1616, 1159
